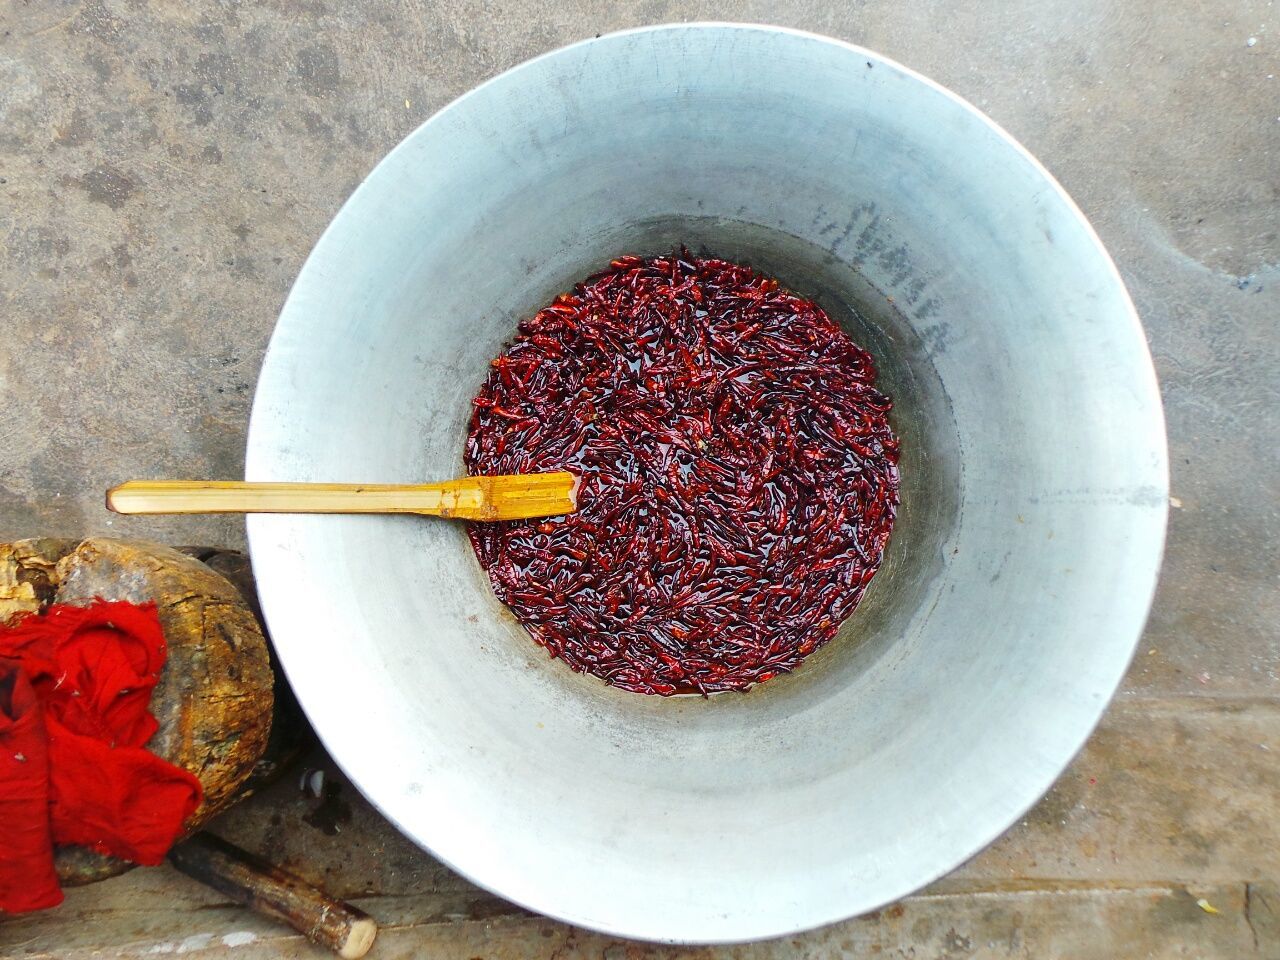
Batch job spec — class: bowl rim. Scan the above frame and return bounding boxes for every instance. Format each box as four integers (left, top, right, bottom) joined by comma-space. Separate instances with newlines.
247, 21, 1169, 943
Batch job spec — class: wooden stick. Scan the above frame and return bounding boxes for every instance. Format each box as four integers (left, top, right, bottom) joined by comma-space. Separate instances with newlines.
169, 833, 377, 959
106, 473, 577, 522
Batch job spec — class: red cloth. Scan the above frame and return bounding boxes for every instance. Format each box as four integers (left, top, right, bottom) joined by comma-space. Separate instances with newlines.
0, 602, 204, 914
0, 661, 62, 912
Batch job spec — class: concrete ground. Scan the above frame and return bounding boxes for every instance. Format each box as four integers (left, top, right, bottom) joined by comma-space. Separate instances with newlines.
1, 1, 1277, 957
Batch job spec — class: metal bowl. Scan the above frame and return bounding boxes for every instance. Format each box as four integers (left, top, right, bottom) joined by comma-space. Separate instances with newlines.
246, 24, 1167, 943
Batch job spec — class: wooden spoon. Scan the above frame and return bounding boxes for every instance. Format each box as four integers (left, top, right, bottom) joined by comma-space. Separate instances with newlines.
106, 473, 577, 522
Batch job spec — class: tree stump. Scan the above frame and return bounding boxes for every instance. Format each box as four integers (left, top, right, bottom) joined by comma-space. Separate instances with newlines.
0, 538, 275, 885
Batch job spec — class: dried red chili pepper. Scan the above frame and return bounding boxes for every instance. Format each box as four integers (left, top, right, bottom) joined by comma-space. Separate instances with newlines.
465, 252, 899, 695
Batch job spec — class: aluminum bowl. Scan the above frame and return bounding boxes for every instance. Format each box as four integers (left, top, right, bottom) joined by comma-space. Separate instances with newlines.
246, 24, 1167, 943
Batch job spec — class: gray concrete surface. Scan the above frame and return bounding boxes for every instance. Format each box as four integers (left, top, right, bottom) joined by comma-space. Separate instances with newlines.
0, 1, 1276, 957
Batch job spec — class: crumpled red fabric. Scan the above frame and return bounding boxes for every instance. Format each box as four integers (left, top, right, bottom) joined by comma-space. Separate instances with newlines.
0, 601, 204, 914
0, 661, 61, 912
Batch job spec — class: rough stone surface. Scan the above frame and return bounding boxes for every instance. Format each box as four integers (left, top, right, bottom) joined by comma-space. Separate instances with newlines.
0, 0, 1276, 956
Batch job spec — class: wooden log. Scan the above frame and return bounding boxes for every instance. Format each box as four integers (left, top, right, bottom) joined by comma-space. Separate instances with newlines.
169, 833, 377, 959
176, 547, 313, 796
0, 538, 275, 886
0, 539, 74, 622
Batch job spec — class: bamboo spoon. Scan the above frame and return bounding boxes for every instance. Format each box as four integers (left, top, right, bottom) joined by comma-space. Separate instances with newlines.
106, 473, 577, 522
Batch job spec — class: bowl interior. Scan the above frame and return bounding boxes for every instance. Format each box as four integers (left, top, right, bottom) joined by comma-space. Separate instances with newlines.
246, 24, 1166, 942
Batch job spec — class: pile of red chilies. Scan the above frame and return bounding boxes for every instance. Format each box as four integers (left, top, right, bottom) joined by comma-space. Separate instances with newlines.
466, 253, 899, 695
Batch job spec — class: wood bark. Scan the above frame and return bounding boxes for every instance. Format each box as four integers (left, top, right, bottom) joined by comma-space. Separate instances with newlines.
170, 833, 377, 959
